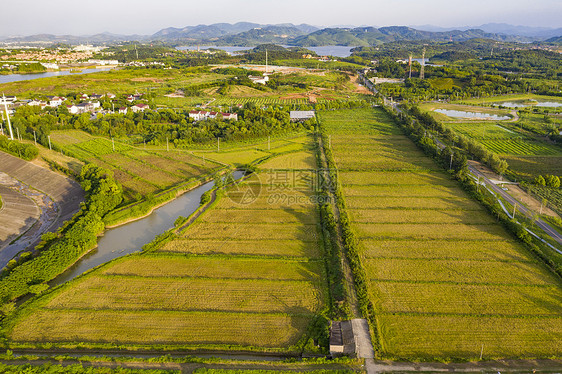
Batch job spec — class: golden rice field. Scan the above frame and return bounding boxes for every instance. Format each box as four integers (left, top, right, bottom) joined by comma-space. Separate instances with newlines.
6, 137, 327, 352
319, 108, 562, 359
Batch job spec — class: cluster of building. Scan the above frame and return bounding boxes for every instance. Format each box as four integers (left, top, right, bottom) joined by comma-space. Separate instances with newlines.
0, 50, 94, 63
188, 110, 238, 121
124, 61, 167, 68
1, 93, 150, 116
302, 54, 338, 62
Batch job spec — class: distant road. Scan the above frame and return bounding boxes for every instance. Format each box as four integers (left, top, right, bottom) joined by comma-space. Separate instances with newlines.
468, 164, 562, 247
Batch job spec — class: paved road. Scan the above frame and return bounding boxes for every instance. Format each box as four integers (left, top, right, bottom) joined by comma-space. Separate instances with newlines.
469, 164, 562, 247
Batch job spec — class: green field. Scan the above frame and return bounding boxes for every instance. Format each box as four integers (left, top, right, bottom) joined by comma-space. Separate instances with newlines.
319, 108, 562, 359
6, 138, 328, 353
50, 130, 222, 203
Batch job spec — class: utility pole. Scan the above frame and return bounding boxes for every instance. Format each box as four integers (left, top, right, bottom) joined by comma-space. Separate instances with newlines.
449, 153, 453, 170
2, 94, 14, 140
33, 130, 37, 146
166, 137, 169, 152
513, 203, 517, 219
480, 344, 484, 360
48, 135, 52, 151
112, 137, 115, 152
217, 137, 220, 152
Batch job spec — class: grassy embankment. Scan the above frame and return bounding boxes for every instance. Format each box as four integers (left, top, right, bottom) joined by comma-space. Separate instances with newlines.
319, 108, 562, 359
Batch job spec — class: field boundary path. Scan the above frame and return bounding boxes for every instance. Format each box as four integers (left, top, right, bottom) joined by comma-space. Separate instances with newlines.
317, 134, 361, 316
0, 151, 84, 265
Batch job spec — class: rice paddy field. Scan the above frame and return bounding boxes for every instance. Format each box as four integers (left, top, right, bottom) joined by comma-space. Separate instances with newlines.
6, 138, 328, 352
319, 108, 562, 359
50, 130, 222, 203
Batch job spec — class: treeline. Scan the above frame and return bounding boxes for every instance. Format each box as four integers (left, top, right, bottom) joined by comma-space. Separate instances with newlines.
401, 104, 508, 174
0, 135, 38, 160
10, 104, 314, 148
0, 164, 122, 309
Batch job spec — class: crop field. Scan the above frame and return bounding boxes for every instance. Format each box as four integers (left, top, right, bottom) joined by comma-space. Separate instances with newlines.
50, 130, 221, 202
212, 97, 311, 106
320, 107, 562, 358
7, 138, 328, 352
193, 135, 310, 167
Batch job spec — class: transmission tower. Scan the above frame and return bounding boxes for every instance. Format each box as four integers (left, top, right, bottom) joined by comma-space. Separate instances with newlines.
408, 54, 412, 79
420, 47, 425, 80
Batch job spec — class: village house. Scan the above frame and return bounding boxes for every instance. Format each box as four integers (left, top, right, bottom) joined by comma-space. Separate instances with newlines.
118, 107, 128, 114
188, 110, 209, 121
221, 113, 238, 121
131, 103, 149, 113
106, 93, 116, 99
248, 75, 269, 85
76, 102, 95, 113
189, 110, 237, 121
66, 105, 79, 114
48, 96, 64, 107
28, 99, 44, 107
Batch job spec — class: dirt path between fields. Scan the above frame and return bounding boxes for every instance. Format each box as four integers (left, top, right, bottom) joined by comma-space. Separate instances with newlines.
317, 135, 360, 317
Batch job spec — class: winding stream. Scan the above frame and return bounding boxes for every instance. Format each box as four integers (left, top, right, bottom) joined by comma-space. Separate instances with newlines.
50, 171, 244, 287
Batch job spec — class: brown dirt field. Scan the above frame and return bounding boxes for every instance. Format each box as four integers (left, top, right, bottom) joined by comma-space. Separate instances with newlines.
280, 93, 308, 100
351, 74, 373, 95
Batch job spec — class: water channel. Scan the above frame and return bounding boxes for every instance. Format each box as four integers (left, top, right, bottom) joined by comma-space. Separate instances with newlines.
50, 171, 244, 287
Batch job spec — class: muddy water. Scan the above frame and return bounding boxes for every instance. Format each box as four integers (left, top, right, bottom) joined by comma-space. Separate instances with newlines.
50, 170, 244, 286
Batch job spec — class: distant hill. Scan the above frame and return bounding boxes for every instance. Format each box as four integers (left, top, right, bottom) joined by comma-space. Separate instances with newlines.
152, 22, 261, 40
212, 26, 309, 46
545, 36, 562, 45
413, 23, 562, 39
291, 26, 531, 46
1, 32, 147, 44
0, 23, 549, 47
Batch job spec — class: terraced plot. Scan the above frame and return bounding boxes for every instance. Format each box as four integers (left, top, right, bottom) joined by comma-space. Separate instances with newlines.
50, 130, 221, 203
320, 108, 562, 358
7, 141, 327, 352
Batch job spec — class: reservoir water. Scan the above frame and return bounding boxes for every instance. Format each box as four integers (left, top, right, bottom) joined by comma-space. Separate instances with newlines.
494, 101, 562, 108
434, 109, 511, 120
0, 68, 115, 85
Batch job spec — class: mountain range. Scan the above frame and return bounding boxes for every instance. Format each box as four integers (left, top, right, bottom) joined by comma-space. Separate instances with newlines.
1, 22, 561, 46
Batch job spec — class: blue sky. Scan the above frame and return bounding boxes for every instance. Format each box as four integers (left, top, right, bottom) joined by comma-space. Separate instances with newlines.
2, 0, 561, 35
